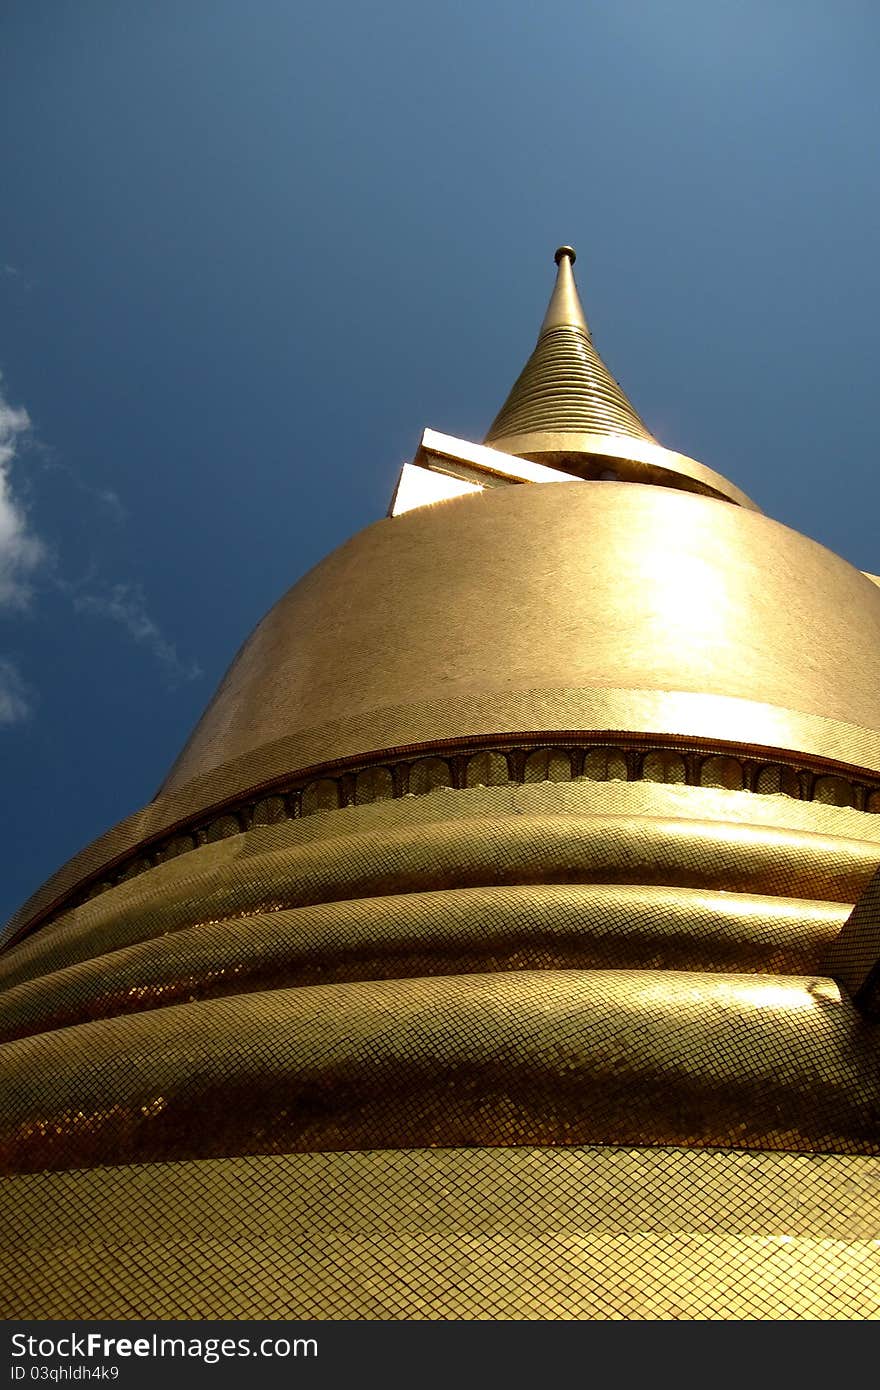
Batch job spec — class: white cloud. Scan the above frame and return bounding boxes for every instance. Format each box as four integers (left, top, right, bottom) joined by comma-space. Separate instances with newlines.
0, 658, 32, 725
3, 264, 36, 291
0, 384, 45, 609
73, 583, 202, 688
38, 455, 128, 524
0, 375, 200, 722
95, 488, 127, 523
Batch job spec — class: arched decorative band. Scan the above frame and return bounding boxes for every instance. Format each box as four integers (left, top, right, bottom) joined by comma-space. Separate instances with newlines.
59, 736, 880, 918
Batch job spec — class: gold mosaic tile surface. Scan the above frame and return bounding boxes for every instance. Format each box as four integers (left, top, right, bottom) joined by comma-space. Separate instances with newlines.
2, 966, 878, 1173
0, 885, 848, 1043
3, 1147, 879, 1319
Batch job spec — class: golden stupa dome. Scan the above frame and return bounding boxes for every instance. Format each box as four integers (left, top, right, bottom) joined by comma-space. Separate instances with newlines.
2, 247, 879, 1321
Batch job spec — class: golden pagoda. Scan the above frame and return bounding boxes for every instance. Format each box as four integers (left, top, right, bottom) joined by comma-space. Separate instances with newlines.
2, 247, 880, 1320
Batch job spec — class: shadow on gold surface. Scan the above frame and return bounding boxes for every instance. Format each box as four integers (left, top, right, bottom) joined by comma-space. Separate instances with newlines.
1, 969, 877, 1174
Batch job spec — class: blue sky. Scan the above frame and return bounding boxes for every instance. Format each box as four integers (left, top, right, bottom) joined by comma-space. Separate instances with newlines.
1, 0, 878, 924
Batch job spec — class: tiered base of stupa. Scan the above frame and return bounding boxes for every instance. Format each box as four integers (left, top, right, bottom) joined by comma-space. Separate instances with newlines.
2, 779, 879, 1319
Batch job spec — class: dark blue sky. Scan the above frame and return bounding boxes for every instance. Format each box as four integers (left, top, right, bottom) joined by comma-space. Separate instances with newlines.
1, 0, 878, 924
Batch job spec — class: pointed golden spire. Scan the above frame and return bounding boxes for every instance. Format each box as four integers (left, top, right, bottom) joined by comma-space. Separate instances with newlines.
480, 244, 755, 507
539, 246, 589, 334
484, 245, 657, 458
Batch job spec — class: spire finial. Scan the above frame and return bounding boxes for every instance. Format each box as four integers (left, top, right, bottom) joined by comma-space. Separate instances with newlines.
540, 243, 589, 336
